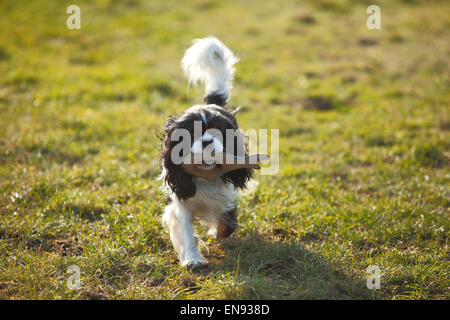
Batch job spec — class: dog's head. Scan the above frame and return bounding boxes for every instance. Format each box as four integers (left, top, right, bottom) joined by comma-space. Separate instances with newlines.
160, 105, 253, 200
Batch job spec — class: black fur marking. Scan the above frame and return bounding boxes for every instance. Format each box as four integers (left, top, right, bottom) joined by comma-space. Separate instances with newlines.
204, 92, 228, 107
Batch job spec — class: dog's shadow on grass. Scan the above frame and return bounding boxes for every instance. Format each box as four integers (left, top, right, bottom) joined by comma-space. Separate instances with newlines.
200, 233, 378, 299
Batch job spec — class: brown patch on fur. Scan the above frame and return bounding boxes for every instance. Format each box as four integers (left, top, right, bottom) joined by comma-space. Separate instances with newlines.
217, 219, 236, 239
217, 205, 238, 239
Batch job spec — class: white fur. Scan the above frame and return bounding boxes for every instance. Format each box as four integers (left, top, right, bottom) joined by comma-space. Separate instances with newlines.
181, 36, 238, 100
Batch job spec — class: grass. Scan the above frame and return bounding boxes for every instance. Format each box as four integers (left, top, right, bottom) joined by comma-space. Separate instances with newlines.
0, 0, 448, 300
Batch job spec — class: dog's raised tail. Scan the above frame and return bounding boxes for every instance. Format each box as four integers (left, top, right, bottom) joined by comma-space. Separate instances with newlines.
181, 36, 238, 107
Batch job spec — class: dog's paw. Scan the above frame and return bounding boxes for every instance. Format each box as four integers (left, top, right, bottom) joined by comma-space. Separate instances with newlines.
181, 258, 208, 270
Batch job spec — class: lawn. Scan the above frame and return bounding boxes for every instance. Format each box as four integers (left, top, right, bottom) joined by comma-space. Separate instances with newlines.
0, 0, 448, 299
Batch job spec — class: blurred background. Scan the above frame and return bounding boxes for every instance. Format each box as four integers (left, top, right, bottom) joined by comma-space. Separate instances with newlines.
0, 0, 448, 299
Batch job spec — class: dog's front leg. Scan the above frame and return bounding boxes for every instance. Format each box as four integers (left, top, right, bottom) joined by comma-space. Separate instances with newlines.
162, 203, 206, 268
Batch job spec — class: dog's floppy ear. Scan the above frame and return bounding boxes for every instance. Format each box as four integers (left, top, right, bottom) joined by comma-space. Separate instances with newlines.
161, 123, 196, 200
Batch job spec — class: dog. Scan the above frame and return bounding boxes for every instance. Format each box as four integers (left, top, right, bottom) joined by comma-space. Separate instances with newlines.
159, 37, 254, 268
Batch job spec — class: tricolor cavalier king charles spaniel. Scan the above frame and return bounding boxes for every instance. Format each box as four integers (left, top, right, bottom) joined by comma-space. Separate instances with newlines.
159, 37, 254, 268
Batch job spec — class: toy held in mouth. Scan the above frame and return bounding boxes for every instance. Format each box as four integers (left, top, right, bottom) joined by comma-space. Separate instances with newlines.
181, 152, 270, 181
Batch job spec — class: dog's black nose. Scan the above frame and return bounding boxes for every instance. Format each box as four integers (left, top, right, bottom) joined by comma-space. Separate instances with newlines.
202, 139, 213, 148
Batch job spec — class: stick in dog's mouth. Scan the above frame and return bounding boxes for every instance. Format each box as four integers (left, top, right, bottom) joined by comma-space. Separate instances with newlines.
182, 152, 270, 181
